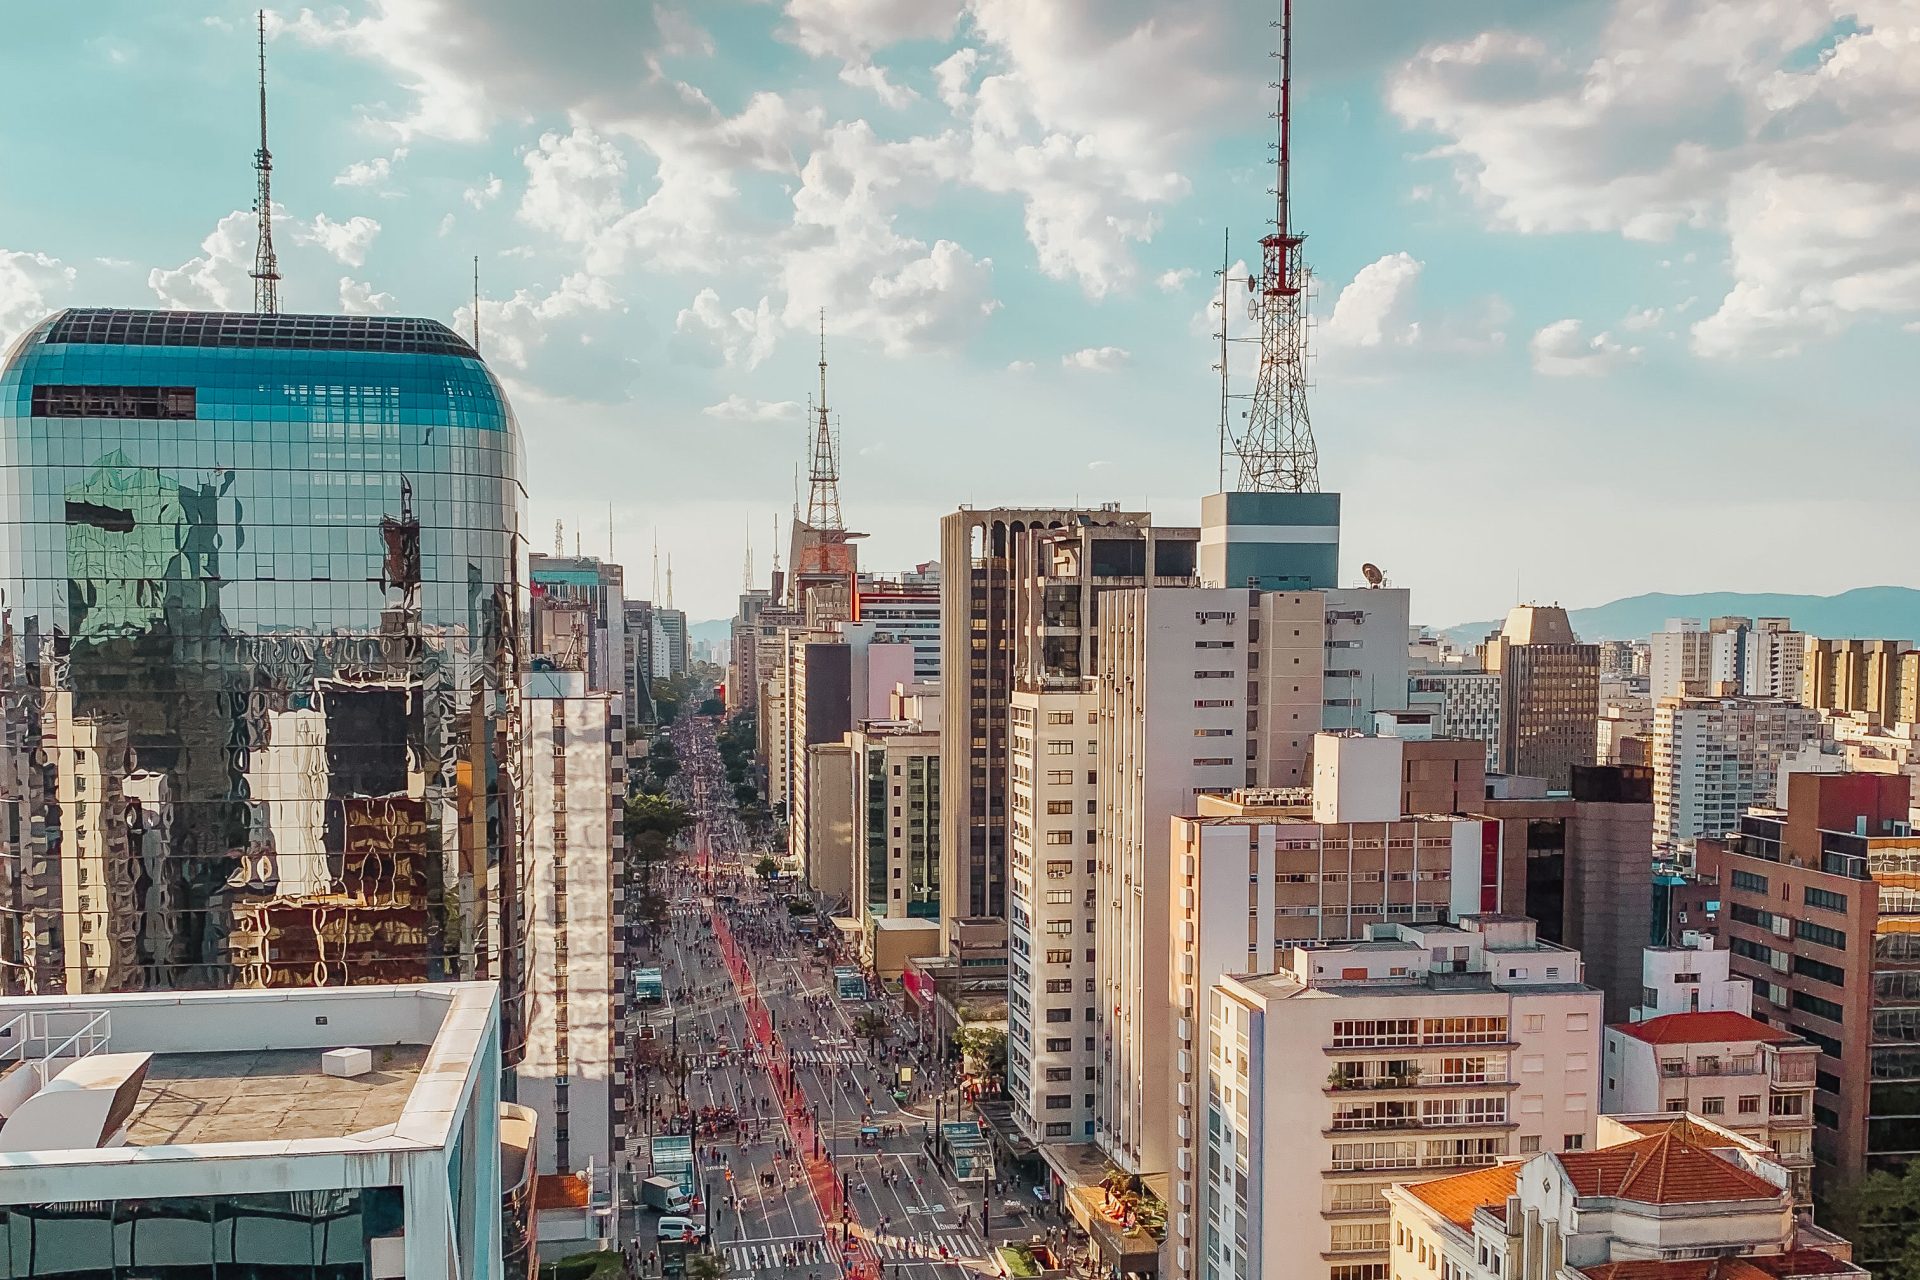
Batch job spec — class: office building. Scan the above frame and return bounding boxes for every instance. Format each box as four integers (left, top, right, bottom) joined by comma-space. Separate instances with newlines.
857, 565, 942, 682
1651, 695, 1825, 846
1481, 605, 1599, 788
1601, 934, 1818, 1202
1481, 766, 1656, 1024
1597, 694, 1653, 767
1408, 669, 1502, 770
939, 505, 1152, 942
850, 718, 942, 919
1651, 617, 1747, 700
727, 587, 772, 712
529, 554, 625, 693
1386, 1115, 1859, 1280
1706, 771, 1920, 1186
1096, 586, 1256, 1177
1599, 637, 1640, 678
806, 740, 856, 907
787, 625, 914, 888
1803, 637, 1919, 727
1166, 736, 1500, 1266
655, 605, 689, 677
1003, 521, 1199, 1149
519, 668, 628, 1195
0, 311, 526, 1059
0, 982, 522, 1279
1203, 917, 1603, 1280
623, 598, 658, 727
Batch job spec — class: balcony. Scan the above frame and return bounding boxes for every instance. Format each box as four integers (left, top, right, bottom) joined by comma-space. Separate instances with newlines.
1324, 1117, 1516, 1137
1657, 1058, 1763, 1079
1325, 1070, 1516, 1096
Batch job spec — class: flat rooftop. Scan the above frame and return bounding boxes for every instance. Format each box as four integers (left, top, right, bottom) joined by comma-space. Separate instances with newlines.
127, 1046, 428, 1146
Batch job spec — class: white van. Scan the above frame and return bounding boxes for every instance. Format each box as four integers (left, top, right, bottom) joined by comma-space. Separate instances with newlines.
657, 1215, 706, 1243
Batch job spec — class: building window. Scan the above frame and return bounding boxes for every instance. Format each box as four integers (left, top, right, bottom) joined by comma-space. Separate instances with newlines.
1738, 1095, 1762, 1115
1732, 869, 1770, 894
1046, 740, 1074, 756
1563, 1134, 1584, 1151
1701, 1096, 1726, 1115
1804, 886, 1849, 914
33, 384, 197, 419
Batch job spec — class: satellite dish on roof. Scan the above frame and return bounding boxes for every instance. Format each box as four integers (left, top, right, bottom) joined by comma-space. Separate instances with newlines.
1361, 563, 1386, 588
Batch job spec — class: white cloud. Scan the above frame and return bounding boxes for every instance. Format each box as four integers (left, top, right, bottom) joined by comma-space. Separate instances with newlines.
298, 214, 381, 268
148, 210, 253, 310
1156, 267, 1194, 292
781, 0, 963, 61
334, 148, 406, 188
436, 213, 455, 237
1621, 306, 1664, 332
0, 250, 76, 352
1062, 345, 1130, 371
702, 395, 803, 423
673, 289, 779, 369
519, 125, 629, 245
1323, 252, 1424, 348
1529, 319, 1641, 377
933, 48, 980, 111
452, 272, 621, 370
839, 63, 918, 108
464, 174, 504, 209
1389, 2, 1920, 357
1006, 359, 1035, 372
338, 277, 396, 314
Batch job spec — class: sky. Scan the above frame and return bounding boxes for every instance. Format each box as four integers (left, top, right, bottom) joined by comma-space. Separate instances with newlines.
2, 1, 1916, 626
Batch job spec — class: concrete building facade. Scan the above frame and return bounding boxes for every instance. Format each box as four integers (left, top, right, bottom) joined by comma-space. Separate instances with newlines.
1706, 771, 1920, 1187
938, 506, 1151, 944
1202, 918, 1603, 1280
1651, 695, 1826, 847
519, 671, 628, 1190
1482, 605, 1600, 789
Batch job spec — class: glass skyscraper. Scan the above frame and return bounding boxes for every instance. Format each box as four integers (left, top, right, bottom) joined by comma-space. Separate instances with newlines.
0, 309, 526, 1059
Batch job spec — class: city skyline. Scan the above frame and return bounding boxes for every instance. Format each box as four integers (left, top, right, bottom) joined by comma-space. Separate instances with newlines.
2, 1, 1915, 624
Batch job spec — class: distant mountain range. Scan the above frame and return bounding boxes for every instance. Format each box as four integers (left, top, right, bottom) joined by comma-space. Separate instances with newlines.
1441, 586, 1920, 647
690, 618, 732, 651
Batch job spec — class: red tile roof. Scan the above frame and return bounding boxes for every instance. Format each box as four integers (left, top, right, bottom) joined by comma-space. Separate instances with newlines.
1612, 1012, 1802, 1047
1580, 1250, 1864, 1279
1557, 1133, 1784, 1205
1403, 1162, 1521, 1229
1615, 1116, 1748, 1148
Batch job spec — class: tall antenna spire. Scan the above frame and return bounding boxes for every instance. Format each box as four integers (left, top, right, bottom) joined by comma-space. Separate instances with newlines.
666, 555, 675, 610
1228, 0, 1318, 493
804, 309, 844, 530
472, 256, 481, 352
771, 513, 781, 574
1214, 228, 1232, 493
743, 517, 754, 592
652, 532, 660, 601
250, 11, 281, 314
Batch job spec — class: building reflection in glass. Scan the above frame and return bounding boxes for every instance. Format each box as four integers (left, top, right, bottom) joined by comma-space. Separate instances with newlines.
0, 310, 526, 1063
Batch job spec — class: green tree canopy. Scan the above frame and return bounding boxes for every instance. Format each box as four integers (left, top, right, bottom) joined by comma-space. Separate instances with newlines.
1825, 1167, 1920, 1277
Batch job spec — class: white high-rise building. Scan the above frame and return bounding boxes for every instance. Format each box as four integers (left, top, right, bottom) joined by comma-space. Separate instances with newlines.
1204, 917, 1602, 1280
1652, 695, 1826, 846
1096, 587, 1254, 1176
518, 671, 629, 1194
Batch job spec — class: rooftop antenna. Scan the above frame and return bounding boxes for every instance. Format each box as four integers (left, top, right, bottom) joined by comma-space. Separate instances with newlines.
771, 513, 781, 575
666, 555, 675, 610
1228, 0, 1319, 493
553, 520, 565, 558
607, 503, 614, 562
805, 309, 844, 530
472, 255, 481, 353
743, 517, 754, 592
249, 10, 281, 314
652, 532, 660, 602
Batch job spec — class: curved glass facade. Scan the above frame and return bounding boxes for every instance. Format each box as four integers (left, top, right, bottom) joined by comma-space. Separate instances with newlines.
0, 310, 526, 1054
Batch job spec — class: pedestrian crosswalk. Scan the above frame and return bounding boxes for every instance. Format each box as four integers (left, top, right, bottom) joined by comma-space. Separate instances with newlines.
791, 1047, 866, 1067
721, 1232, 985, 1270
